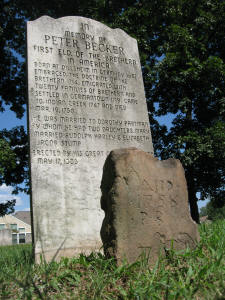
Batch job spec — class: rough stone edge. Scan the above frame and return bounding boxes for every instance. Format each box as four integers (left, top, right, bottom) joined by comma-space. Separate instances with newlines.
100, 148, 200, 260
107, 147, 199, 227
27, 15, 136, 42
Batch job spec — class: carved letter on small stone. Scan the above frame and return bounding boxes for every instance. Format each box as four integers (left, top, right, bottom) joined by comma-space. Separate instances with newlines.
100, 148, 200, 265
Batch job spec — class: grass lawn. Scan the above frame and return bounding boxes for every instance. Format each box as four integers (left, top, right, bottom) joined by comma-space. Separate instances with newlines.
0, 220, 224, 299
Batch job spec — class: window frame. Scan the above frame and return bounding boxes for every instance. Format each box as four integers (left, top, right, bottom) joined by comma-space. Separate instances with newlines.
19, 233, 26, 244
12, 233, 18, 245
0, 223, 5, 230
10, 224, 17, 231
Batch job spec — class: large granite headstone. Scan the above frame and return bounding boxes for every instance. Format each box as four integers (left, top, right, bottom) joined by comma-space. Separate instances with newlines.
27, 16, 153, 261
100, 148, 200, 265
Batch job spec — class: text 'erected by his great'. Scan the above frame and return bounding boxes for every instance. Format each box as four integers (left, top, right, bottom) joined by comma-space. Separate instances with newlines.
27, 16, 153, 261
28, 20, 153, 166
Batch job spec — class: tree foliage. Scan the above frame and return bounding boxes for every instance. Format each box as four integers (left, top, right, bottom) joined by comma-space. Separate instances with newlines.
0, 0, 224, 220
200, 201, 225, 221
0, 139, 16, 216
0, 127, 28, 192
0, 131, 27, 216
148, 0, 225, 222
0, 199, 16, 217
113, 0, 225, 222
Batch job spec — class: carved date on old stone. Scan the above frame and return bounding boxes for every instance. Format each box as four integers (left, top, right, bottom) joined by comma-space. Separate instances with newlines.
100, 148, 200, 265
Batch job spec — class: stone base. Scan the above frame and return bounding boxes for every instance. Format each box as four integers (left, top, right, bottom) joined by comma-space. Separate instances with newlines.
100, 148, 200, 265
35, 245, 103, 263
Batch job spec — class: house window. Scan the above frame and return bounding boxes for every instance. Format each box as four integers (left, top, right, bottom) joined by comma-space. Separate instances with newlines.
12, 233, 17, 245
19, 233, 25, 244
10, 224, 17, 231
0, 224, 5, 230
19, 227, 25, 233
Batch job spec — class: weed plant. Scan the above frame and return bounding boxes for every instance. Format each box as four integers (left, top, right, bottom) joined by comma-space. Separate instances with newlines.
0, 220, 224, 299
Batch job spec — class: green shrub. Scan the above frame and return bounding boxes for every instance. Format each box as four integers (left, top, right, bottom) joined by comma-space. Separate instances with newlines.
200, 202, 225, 221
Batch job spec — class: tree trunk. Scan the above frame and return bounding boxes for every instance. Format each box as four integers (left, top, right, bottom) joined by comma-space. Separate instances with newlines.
186, 172, 200, 224
184, 94, 200, 223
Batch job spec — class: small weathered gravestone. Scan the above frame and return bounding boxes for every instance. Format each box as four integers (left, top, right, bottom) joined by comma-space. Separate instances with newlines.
100, 148, 200, 265
27, 16, 153, 261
